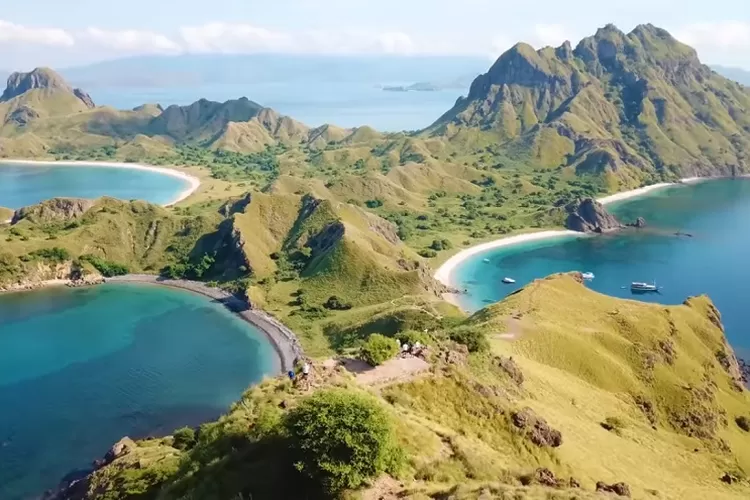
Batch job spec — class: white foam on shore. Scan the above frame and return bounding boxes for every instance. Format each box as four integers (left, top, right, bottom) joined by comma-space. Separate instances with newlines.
0, 159, 201, 207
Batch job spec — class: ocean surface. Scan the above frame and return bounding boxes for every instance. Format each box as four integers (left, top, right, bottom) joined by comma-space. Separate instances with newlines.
0, 163, 190, 210
87, 82, 463, 131
453, 178, 750, 359
0, 284, 278, 500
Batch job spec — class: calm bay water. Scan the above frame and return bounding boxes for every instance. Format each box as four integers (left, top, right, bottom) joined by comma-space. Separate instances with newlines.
453, 178, 750, 359
0, 163, 190, 209
0, 284, 278, 500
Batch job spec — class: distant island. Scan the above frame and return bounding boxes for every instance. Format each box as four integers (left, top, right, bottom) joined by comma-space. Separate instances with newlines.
382, 81, 441, 92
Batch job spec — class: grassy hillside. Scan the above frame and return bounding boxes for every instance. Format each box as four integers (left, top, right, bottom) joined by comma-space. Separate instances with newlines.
58, 274, 750, 499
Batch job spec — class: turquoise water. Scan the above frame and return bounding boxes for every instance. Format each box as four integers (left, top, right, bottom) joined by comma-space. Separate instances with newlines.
453, 179, 750, 359
0, 163, 190, 209
0, 284, 278, 499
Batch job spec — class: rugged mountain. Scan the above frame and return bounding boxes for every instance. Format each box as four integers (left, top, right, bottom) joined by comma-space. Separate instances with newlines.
432, 24, 750, 187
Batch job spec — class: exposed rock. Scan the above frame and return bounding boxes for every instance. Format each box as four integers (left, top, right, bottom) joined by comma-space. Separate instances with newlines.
73, 88, 96, 109
511, 407, 563, 447
735, 415, 750, 432
533, 467, 559, 487
5, 105, 40, 126
441, 342, 469, 366
596, 481, 631, 497
497, 355, 524, 385
104, 437, 136, 464
720, 472, 741, 484
626, 217, 647, 228
564, 198, 622, 233
633, 394, 657, 426
12, 198, 94, 225
658, 338, 676, 365
219, 192, 253, 217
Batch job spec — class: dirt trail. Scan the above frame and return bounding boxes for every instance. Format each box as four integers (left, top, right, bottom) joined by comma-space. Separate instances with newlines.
337, 356, 431, 386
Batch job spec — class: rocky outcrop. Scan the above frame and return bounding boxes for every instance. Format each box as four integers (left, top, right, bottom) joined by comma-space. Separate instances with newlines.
73, 88, 95, 109
565, 198, 622, 233
12, 198, 94, 225
219, 193, 253, 217
626, 217, 647, 228
497, 355, 524, 385
511, 407, 563, 447
596, 481, 631, 497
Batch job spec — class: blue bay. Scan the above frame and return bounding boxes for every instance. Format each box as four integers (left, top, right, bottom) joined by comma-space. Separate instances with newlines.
0, 163, 190, 209
0, 284, 279, 500
453, 178, 750, 359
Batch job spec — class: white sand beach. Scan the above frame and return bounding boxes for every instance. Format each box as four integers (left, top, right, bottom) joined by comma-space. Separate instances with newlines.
433, 176, 712, 294
434, 230, 581, 289
0, 159, 201, 207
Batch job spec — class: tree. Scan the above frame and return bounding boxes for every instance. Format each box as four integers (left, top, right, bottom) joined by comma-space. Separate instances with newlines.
172, 427, 196, 450
360, 334, 399, 366
284, 390, 402, 494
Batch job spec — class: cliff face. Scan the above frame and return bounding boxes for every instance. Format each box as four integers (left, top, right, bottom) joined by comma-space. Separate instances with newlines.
564, 198, 622, 233
431, 24, 750, 184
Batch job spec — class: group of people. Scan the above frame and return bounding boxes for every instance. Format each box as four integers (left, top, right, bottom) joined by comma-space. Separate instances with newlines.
287, 360, 311, 387
400, 341, 424, 357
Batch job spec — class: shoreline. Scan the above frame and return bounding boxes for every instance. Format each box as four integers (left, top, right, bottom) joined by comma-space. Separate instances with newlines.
105, 275, 303, 373
433, 176, 713, 306
0, 159, 201, 207
0, 274, 303, 373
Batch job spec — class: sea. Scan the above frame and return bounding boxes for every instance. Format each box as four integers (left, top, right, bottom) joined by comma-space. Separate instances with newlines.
0, 162, 191, 210
86, 82, 463, 131
0, 284, 278, 499
452, 178, 750, 359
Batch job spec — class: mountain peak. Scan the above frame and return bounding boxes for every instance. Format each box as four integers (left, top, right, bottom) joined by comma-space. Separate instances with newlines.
1, 67, 95, 108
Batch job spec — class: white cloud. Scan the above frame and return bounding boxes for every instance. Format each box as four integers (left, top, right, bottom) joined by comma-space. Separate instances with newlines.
672, 22, 750, 67
0, 20, 75, 47
81, 28, 182, 54
180, 23, 424, 55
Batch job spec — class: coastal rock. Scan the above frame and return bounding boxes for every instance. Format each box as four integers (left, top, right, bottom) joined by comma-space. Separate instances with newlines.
564, 198, 622, 233
104, 437, 136, 464
12, 198, 94, 225
627, 217, 647, 228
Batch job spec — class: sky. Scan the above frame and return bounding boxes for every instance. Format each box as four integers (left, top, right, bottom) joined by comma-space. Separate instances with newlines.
1, 0, 749, 70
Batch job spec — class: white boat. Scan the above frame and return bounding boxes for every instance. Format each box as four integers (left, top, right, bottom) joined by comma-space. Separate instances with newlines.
483, 258, 491, 263
502, 277, 516, 284
631, 281, 658, 292
581, 272, 595, 280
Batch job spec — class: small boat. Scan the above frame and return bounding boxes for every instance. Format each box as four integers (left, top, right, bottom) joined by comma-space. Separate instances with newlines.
483, 258, 491, 263
502, 277, 516, 284
631, 281, 658, 292
581, 272, 595, 280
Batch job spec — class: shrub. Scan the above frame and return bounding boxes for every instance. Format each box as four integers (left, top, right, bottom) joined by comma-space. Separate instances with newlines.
324, 296, 353, 311
172, 427, 196, 450
418, 249, 437, 258
601, 417, 626, 434
364, 199, 384, 209
449, 327, 489, 353
80, 254, 129, 277
396, 330, 431, 347
284, 390, 402, 494
429, 239, 453, 251
360, 334, 400, 366
28, 247, 70, 263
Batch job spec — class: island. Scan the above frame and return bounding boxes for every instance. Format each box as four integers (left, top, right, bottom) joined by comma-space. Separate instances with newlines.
1, 23, 750, 500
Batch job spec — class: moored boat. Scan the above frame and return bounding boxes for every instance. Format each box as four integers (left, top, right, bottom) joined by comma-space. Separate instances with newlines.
502, 277, 516, 284
582, 272, 595, 280
631, 281, 658, 292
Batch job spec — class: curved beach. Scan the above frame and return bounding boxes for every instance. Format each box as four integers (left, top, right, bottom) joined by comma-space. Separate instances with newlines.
106, 275, 304, 373
434, 178, 702, 296
0, 159, 201, 207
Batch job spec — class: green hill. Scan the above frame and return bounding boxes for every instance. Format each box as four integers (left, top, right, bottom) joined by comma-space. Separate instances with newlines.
53, 274, 750, 499
430, 24, 750, 190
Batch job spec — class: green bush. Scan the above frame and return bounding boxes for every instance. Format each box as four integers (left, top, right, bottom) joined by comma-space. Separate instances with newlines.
80, 254, 129, 277
324, 296, 353, 311
418, 249, 438, 258
284, 390, 402, 494
172, 427, 196, 450
28, 247, 70, 263
429, 239, 453, 251
449, 327, 489, 353
360, 334, 400, 366
395, 330, 431, 347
